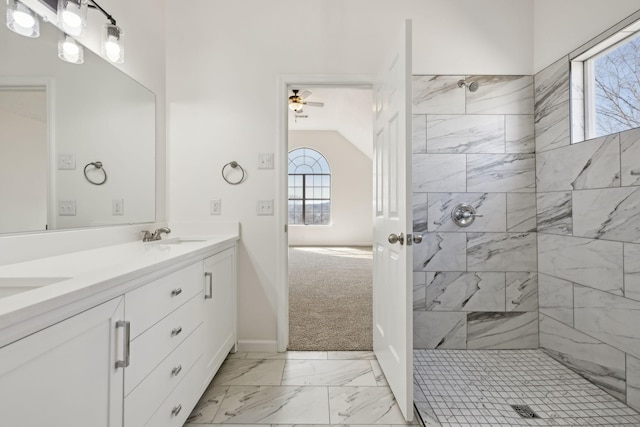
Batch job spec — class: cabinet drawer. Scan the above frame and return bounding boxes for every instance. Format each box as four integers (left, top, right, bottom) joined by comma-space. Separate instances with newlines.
125, 294, 203, 395
127, 262, 203, 339
145, 355, 205, 427
125, 323, 203, 427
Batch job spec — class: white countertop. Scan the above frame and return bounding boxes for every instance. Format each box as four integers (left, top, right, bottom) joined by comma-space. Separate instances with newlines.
0, 234, 238, 342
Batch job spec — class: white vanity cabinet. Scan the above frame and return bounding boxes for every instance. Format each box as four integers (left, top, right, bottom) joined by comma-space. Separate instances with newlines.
0, 296, 126, 427
202, 247, 236, 388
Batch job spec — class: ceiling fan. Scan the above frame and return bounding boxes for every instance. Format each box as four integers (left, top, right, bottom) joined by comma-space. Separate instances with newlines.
288, 89, 324, 112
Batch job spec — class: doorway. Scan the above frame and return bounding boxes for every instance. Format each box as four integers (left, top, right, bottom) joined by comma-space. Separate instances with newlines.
284, 85, 374, 351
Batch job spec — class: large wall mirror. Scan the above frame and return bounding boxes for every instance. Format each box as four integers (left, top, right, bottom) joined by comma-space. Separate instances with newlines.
0, 4, 155, 234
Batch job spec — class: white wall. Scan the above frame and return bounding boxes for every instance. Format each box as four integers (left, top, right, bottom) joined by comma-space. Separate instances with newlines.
165, 0, 535, 348
533, 0, 640, 72
288, 131, 372, 247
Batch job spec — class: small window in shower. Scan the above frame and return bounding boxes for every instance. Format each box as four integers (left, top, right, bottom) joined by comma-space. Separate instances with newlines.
287, 147, 331, 225
571, 18, 640, 142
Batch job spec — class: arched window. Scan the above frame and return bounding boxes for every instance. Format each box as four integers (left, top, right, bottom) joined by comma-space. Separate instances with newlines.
288, 147, 331, 225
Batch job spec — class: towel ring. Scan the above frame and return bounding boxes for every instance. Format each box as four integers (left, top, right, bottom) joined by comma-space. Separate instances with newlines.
84, 161, 107, 185
222, 161, 245, 185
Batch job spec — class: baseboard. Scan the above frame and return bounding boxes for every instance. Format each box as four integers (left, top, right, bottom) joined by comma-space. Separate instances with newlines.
237, 339, 279, 353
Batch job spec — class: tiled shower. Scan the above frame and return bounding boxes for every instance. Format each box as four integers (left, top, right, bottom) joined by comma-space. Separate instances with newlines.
411, 63, 640, 420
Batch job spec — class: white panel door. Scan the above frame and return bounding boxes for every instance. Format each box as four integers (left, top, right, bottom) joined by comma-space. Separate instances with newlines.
372, 19, 413, 421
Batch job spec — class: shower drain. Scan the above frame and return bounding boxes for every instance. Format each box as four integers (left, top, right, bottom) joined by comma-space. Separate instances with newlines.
511, 404, 540, 418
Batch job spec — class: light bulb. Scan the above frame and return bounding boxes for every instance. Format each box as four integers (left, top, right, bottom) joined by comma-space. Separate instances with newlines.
63, 40, 79, 56
58, 32, 84, 64
12, 10, 34, 28
61, 10, 81, 28
105, 40, 120, 62
57, 0, 87, 37
102, 23, 124, 63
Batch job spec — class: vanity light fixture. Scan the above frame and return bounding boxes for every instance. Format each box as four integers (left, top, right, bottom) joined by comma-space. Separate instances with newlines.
102, 22, 123, 63
6, 0, 40, 38
58, 32, 83, 64
57, 0, 87, 36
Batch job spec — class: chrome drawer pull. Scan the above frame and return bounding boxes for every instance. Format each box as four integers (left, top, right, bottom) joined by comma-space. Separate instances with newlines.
171, 326, 183, 336
171, 288, 182, 297
171, 404, 182, 416
204, 272, 213, 299
115, 320, 130, 368
171, 365, 182, 376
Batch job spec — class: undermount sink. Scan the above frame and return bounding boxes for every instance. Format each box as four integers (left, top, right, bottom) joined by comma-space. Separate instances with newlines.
0, 277, 71, 298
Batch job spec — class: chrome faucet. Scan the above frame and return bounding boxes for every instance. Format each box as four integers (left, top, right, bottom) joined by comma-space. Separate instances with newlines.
142, 227, 171, 242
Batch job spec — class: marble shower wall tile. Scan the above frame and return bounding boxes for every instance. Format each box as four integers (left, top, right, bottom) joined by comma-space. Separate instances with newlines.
467, 154, 535, 193
538, 234, 624, 295
466, 75, 534, 114
413, 311, 466, 349
621, 127, 640, 186
413, 232, 466, 272
625, 243, 640, 302
413, 154, 466, 193
575, 285, 640, 359
426, 115, 505, 154
413, 75, 465, 114
412, 115, 427, 154
467, 312, 538, 349
537, 191, 573, 235
413, 192, 427, 232
536, 134, 621, 191
425, 272, 505, 312
539, 314, 626, 401
534, 57, 570, 153
414, 271, 426, 311
467, 232, 537, 272
538, 273, 574, 326
506, 115, 535, 153
627, 355, 640, 412
506, 272, 538, 312
427, 192, 506, 232
506, 193, 537, 232
573, 187, 640, 242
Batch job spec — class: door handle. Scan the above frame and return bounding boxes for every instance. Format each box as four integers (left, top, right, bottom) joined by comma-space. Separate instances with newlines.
204, 272, 213, 299
413, 234, 423, 244
388, 232, 405, 245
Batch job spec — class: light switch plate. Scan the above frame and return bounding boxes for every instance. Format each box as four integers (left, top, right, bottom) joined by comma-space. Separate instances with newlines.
112, 199, 124, 216
210, 199, 222, 215
258, 153, 274, 170
57, 153, 76, 170
58, 200, 76, 216
257, 200, 274, 216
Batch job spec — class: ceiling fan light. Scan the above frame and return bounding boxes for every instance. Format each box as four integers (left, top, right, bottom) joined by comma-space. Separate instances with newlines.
57, 0, 88, 37
6, 0, 39, 38
289, 101, 304, 112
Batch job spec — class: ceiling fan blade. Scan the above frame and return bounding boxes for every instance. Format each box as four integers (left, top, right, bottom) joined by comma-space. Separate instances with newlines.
300, 90, 312, 99
305, 101, 324, 107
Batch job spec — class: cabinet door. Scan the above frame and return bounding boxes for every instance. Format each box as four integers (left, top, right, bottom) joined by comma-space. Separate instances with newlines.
0, 297, 125, 427
202, 247, 236, 385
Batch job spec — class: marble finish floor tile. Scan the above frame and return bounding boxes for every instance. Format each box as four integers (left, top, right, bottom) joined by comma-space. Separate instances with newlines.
212, 385, 330, 424
327, 351, 375, 360
281, 360, 376, 386
212, 359, 286, 386
370, 360, 389, 386
329, 386, 412, 425
187, 385, 229, 424
245, 351, 328, 360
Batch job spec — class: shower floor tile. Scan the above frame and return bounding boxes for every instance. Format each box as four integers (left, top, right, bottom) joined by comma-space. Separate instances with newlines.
413, 349, 640, 426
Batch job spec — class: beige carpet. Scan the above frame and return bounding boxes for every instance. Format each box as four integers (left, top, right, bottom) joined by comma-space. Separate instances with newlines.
288, 246, 373, 351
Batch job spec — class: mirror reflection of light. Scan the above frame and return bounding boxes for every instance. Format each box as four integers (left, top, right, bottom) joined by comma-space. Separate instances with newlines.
12, 10, 35, 29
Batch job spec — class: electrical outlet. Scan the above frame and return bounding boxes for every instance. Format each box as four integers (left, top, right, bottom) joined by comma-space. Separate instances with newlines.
112, 199, 124, 216
257, 200, 273, 216
58, 200, 76, 216
57, 153, 76, 170
258, 153, 274, 170
210, 199, 222, 215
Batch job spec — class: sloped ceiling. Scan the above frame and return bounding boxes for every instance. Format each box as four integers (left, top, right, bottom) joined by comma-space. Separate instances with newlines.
288, 87, 373, 159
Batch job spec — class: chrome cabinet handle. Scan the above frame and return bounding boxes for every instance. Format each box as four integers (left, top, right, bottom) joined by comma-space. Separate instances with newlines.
171, 404, 182, 416
388, 232, 405, 245
171, 326, 182, 336
171, 365, 182, 376
171, 288, 182, 297
115, 320, 130, 368
204, 272, 213, 299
